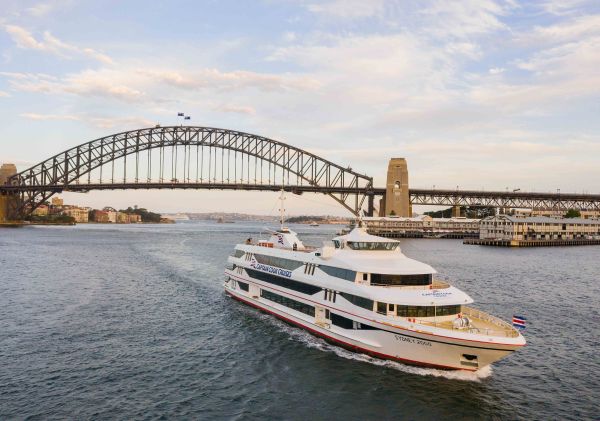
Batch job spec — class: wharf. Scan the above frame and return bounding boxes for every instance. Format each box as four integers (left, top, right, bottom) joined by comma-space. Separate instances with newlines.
464, 238, 600, 247
370, 231, 479, 239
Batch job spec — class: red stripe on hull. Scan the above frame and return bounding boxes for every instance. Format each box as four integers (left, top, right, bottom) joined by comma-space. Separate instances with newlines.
226, 290, 476, 372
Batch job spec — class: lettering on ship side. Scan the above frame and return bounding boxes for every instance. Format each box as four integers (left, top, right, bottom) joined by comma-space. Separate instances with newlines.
250, 258, 292, 278
394, 334, 432, 347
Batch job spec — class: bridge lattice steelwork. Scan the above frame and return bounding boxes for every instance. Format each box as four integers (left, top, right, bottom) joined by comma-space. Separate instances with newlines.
2, 126, 374, 218
404, 189, 600, 211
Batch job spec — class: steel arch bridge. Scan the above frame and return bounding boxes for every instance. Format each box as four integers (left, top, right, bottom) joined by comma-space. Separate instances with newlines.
2, 126, 374, 219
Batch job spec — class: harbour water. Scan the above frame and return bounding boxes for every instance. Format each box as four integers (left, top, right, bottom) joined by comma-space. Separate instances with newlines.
1, 222, 599, 420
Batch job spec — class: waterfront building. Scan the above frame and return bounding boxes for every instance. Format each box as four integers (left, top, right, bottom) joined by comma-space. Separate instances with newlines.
63, 207, 89, 223
128, 214, 142, 223
92, 210, 109, 223
102, 208, 117, 223
513, 208, 600, 220
480, 215, 600, 241
32, 204, 49, 216
51, 197, 64, 207
117, 212, 130, 223
362, 215, 480, 238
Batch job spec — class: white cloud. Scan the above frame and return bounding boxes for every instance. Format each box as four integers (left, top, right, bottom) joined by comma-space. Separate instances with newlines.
140, 68, 320, 92
0, 90, 10, 97
26, 0, 72, 17
19, 112, 154, 129
517, 14, 600, 45
3, 24, 113, 64
418, 0, 514, 39
215, 105, 256, 115
306, 0, 385, 19
539, 0, 590, 16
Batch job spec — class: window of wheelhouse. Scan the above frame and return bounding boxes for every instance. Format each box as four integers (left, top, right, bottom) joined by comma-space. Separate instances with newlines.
370, 273, 432, 286
346, 241, 399, 251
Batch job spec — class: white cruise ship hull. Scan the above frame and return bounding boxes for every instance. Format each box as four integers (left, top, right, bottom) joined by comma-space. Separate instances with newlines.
224, 271, 522, 371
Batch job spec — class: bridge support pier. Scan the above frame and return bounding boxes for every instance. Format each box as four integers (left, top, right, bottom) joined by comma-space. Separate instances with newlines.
452, 205, 461, 218
0, 164, 18, 222
384, 158, 411, 217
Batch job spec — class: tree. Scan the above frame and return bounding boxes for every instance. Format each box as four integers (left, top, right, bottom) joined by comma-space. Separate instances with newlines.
389, 210, 396, 216
564, 209, 581, 218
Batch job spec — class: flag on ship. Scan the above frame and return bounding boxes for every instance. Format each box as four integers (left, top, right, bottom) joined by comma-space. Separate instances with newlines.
177, 112, 184, 116
512, 315, 526, 329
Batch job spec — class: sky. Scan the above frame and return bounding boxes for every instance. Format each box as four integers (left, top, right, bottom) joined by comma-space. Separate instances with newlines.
1, 0, 599, 215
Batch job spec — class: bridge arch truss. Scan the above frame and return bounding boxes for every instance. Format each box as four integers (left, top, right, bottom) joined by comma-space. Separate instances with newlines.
4, 126, 374, 218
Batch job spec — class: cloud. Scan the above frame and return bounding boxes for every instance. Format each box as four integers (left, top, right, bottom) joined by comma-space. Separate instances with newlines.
20, 112, 79, 121
306, 0, 385, 19
26, 0, 72, 17
516, 14, 600, 45
0, 91, 10, 97
539, 0, 590, 16
3, 24, 113, 64
418, 0, 514, 39
140, 68, 320, 92
3, 71, 144, 102
215, 105, 256, 115
19, 112, 154, 129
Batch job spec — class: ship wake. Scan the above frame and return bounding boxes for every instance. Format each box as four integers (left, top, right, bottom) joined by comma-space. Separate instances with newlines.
260, 311, 493, 382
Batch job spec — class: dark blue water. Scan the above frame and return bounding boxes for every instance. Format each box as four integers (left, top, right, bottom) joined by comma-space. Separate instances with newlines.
1, 222, 599, 420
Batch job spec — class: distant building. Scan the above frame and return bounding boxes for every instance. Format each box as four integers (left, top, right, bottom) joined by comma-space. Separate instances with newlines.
63, 207, 89, 223
362, 215, 480, 238
92, 210, 109, 223
513, 208, 600, 220
117, 212, 130, 223
32, 204, 49, 216
480, 215, 600, 241
51, 197, 64, 207
128, 214, 142, 223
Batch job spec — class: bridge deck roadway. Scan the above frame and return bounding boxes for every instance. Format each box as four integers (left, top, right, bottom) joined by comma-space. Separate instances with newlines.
2, 184, 600, 209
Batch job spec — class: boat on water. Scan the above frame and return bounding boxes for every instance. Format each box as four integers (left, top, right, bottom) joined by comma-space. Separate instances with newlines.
223, 200, 525, 371
310, 221, 319, 227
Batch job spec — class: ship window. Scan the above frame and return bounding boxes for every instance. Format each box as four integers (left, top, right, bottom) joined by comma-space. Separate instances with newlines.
370, 273, 432, 286
253, 254, 304, 271
260, 289, 315, 317
330, 313, 382, 330
346, 241, 399, 251
232, 249, 245, 258
320, 266, 356, 282
331, 313, 354, 329
247, 268, 321, 295
376, 302, 387, 315
339, 292, 374, 311
396, 304, 461, 318
333, 240, 341, 249
237, 280, 249, 292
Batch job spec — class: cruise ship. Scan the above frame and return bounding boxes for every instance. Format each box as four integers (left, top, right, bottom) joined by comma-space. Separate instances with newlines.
223, 224, 526, 371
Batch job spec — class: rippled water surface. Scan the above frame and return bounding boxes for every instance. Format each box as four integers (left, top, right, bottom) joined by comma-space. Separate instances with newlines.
1, 222, 599, 420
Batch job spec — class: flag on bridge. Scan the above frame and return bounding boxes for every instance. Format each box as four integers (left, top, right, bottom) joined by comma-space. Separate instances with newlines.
512, 315, 526, 329
184, 116, 191, 120
177, 112, 184, 116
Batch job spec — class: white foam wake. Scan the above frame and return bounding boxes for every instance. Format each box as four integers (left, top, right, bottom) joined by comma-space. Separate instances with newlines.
258, 311, 493, 382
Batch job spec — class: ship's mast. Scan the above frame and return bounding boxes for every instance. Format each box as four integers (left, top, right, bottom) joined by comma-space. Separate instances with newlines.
278, 188, 286, 230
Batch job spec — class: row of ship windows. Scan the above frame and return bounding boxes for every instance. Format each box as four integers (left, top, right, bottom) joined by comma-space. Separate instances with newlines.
244, 269, 457, 317
254, 285, 381, 331
377, 302, 461, 317
234, 251, 432, 286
